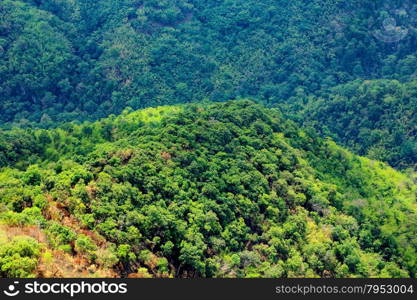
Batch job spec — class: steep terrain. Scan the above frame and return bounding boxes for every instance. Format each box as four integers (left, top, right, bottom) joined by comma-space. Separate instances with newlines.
1, 0, 416, 168
289, 79, 417, 169
0, 101, 416, 278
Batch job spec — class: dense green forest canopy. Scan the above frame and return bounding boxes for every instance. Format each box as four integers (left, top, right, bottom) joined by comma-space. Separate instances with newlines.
0, 0, 416, 279
0, 101, 416, 278
289, 79, 417, 169
1, 0, 416, 168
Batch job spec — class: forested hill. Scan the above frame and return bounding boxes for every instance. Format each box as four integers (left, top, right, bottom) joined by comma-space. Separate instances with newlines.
0, 101, 416, 278
288, 79, 417, 169
1, 0, 416, 169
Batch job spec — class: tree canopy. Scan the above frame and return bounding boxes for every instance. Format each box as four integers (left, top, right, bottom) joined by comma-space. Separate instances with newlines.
0, 101, 416, 278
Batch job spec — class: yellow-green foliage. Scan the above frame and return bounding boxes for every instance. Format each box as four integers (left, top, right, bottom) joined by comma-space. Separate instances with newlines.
0, 101, 416, 278
0, 234, 41, 278
117, 105, 183, 124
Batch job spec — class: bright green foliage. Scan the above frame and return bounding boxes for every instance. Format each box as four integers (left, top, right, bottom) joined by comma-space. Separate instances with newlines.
45, 222, 76, 249
1, 0, 416, 279
1, 0, 416, 128
0, 101, 415, 278
1, 0, 417, 169
74, 234, 97, 257
0, 236, 41, 278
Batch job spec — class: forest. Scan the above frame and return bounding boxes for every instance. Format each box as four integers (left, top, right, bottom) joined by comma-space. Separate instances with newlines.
1, 0, 416, 168
0, 101, 416, 278
0, 0, 416, 278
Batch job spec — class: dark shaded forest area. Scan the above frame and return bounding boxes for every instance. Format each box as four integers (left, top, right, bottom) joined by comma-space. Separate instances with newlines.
1, 0, 416, 168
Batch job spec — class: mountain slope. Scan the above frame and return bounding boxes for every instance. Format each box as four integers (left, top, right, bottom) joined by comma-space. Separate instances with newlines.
0, 101, 416, 278
2, 0, 417, 125
2, 0, 417, 170
287, 79, 417, 169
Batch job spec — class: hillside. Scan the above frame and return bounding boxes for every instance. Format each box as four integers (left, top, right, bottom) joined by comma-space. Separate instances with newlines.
1, 0, 417, 170
0, 101, 416, 278
287, 79, 417, 169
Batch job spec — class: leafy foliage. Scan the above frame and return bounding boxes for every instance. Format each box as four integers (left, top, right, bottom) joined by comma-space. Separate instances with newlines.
1, 0, 417, 168
289, 79, 417, 169
0, 101, 416, 278
0, 236, 41, 278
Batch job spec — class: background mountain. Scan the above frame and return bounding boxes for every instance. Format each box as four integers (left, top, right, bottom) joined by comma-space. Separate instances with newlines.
289, 79, 417, 169
0, 101, 416, 278
1, 0, 417, 168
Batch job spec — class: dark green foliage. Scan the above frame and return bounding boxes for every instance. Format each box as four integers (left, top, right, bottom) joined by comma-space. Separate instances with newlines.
1, 0, 417, 168
0, 130, 42, 169
289, 79, 417, 169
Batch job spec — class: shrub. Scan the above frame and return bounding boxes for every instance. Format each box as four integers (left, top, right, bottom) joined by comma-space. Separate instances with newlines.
0, 236, 41, 278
